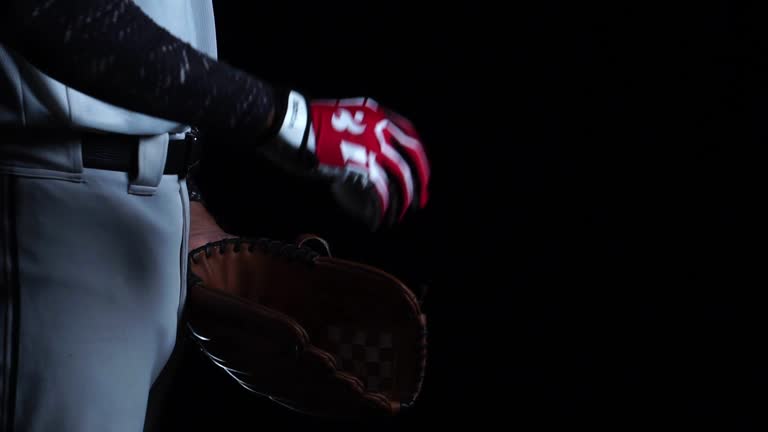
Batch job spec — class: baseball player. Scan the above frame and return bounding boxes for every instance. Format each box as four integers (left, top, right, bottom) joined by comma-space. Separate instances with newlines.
0, 1, 430, 431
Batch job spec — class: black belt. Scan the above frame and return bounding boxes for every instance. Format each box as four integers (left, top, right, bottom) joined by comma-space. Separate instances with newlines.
81, 131, 198, 177
0, 127, 199, 177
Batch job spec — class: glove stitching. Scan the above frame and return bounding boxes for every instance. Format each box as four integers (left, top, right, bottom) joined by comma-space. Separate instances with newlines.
190, 237, 320, 265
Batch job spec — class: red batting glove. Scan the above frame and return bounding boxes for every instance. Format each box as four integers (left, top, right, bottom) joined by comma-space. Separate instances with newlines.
262, 91, 431, 230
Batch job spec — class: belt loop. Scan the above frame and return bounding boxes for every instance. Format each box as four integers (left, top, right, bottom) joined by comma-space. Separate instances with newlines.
128, 134, 168, 196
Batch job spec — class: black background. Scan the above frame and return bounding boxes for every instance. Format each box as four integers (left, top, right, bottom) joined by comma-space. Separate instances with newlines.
149, 2, 762, 430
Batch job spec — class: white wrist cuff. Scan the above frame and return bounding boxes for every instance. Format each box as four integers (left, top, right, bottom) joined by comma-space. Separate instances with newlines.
277, 90, 312, 151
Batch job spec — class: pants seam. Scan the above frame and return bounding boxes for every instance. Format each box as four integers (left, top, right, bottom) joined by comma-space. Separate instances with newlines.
1, 174, 20, 432
178, 177, 190, 320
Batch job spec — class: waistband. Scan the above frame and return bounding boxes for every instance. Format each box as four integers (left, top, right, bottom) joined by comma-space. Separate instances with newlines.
0, 127, 199, 178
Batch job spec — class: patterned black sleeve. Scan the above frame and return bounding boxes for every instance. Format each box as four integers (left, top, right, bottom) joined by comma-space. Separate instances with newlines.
1, 0, 286, 136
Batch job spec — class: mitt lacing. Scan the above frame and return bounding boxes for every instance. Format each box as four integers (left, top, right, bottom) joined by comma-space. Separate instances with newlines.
189, 237, 321, 264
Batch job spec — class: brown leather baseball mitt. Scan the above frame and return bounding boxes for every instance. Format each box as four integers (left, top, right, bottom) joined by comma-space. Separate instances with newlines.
184, 226, 428, 419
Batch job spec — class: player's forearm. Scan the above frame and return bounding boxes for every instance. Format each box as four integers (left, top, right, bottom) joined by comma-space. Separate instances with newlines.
1, 0, 284, 136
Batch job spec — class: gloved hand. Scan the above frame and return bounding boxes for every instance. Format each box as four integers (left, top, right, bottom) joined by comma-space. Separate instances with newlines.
260, 91, 431, 230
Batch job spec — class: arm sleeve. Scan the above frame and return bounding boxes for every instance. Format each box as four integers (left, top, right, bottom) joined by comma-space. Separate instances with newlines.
0, 0, 285, 136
